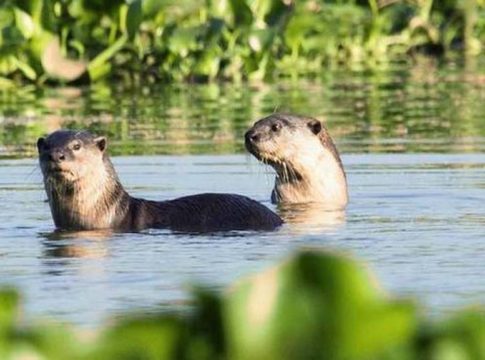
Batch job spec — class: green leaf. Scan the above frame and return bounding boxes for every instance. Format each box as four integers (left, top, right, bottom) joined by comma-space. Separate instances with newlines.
29, 29, 54, 60
142, 0, 165, 17
186, 289, 226, 360
88, 61, 111, 81
0, 7, 14, 28
20, 324, 83, 360
253, 0, 291, 26
229, 0, 253, 27
248, 29, 274, 53
0, 56, 17, 76
417, 311, 485, 359
0, 288, 19, 332
81, 0, 124, 14
126, 0, 143, 40
0, 76, 15, 88
0, 26, 25, 49
13, 57, 37, 80
88, 35, 127, 81
194, 48, 220, 78
168, 27, 198, 56
225, 250, 417, 360
91, 315, 186, 360
40, 0, 56, 32
14, 8, 35, 39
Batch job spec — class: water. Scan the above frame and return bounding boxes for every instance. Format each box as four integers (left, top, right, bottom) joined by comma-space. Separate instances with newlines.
0, 62, 484, 326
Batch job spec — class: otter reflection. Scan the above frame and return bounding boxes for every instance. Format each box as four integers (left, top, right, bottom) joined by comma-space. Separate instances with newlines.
278, 203, 346, 234
41, 230, 111, 259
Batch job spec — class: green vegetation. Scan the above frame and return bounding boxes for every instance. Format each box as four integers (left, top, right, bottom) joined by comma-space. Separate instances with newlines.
0, 0, 483, 85
1, 250, 485, 359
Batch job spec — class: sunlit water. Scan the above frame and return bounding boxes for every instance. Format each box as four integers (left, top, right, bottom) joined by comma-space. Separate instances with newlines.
0, 62, 484, 326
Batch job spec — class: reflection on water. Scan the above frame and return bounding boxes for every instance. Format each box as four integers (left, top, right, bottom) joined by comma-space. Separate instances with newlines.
278, 203, 346, 234
41, 230, 112, 259
1, 61, 485, 158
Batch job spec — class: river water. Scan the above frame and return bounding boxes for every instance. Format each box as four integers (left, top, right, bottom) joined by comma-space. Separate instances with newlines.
0, 62, 484, 326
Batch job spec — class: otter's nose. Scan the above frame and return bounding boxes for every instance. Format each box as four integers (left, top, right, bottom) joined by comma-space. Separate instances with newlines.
49, 150, 66, 163
245, 129, 260, 143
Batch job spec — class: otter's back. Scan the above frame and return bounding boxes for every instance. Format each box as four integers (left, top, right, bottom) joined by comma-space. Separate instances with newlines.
146, 193, 283, 232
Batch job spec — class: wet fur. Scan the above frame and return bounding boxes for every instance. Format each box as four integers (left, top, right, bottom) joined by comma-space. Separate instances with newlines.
38, 130, 282, 232
245, 113, 348, 208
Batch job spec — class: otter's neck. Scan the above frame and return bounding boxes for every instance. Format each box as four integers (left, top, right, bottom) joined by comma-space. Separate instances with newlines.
273, 149, 348, 208
45, 159, 130, 230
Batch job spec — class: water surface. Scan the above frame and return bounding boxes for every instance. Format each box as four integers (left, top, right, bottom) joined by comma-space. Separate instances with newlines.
0, 63, 484, 326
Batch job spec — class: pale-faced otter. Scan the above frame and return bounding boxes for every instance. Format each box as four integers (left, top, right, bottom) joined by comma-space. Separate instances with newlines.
245, 113, 348, 208
37, 130, 283, 232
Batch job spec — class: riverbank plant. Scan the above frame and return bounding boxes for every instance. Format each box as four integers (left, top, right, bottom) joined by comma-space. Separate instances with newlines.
0, 0, 483, 85
1, 249, 485, 359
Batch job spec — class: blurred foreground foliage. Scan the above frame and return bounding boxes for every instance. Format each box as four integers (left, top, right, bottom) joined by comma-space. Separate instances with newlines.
2, 250, 485, 359
0, 0, 484, 85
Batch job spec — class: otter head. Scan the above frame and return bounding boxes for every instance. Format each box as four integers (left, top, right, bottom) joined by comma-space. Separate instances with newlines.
37, 130, 107, 184
37, 130, 128, 231
245, 113, 348, 207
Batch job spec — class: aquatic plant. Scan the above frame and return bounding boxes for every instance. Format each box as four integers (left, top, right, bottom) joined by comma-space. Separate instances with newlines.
1, 249, 485, 359
0, 0, 483, 85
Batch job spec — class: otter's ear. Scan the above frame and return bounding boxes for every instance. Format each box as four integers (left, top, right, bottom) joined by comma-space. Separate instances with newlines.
37, 137, 46, 153
94, 136, 107, 152
307, 119, 322, 135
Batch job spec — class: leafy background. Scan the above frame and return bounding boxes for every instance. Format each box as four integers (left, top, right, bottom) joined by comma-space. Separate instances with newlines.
0, 0, 483, 86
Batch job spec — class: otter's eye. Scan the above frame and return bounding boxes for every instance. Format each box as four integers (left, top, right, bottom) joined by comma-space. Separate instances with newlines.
72, 143, 81, 151
271, 123, 281, 132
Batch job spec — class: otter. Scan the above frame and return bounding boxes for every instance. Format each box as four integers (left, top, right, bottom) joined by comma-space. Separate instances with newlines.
245, 113, 348, 209
37, 130, 283, 232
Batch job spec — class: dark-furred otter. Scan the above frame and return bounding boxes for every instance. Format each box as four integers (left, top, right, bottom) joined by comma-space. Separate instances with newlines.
245, 113, 348, 209
37, 130, 282, 232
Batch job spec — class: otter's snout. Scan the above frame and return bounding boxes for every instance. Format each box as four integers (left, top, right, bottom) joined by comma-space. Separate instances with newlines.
37, 137, 67, 164
48, 149, 67, 163
245, 129, 260, 144
244, 129, 263, 156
